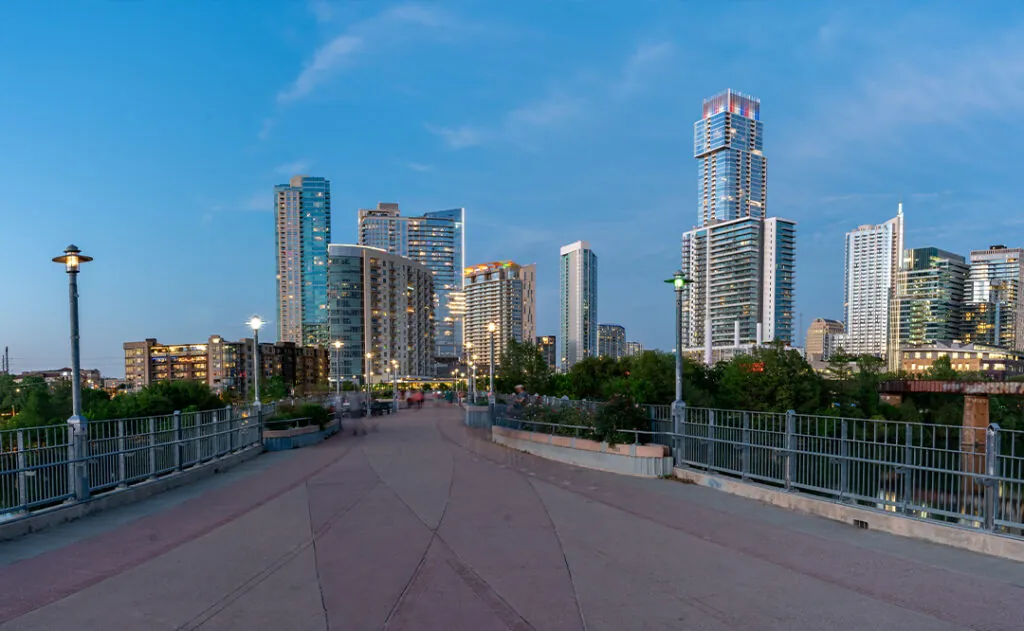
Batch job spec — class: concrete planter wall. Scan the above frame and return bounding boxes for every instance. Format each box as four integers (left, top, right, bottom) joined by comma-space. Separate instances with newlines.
263, 420, 340, 451
491, 425, 673, 477
464, 405, 492, 429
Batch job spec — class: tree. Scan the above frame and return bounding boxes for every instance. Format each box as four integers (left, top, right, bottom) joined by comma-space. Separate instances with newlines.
498, 340, 553, 394
716, 343, 824, 413
923, 355, 957, 381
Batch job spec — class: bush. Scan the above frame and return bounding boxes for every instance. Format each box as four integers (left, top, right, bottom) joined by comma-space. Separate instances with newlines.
593, 395, 649, 445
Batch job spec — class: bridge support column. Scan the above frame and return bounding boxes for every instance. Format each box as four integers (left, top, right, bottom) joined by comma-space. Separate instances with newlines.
961, 394, 989, 507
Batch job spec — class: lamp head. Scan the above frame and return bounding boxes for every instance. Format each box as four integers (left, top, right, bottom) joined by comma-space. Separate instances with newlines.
248, 316, 264, 331
52, 244, 93, 274
332, 340, 343, 349
664, 270, 690, 290
487, 322, 496, 333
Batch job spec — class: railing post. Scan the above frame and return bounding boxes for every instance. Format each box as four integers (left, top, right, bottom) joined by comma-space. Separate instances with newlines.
67, 422, 90, 502
902, 424, 913, 514
707, 409, 716, 470
16, 430, 28, 512
984, 424, 1001, 531
785, 410, 796, 491
147, 416, 156, 479
117, 419, 127, 488
741, 411, 751, 480
671, 401, 685, 463
173, 410, 182, 472
224, 407, 232, 450
839, 419, 850, 501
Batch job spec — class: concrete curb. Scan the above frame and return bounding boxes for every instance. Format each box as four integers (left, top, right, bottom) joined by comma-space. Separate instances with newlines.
492, 428, 673, 477
0, 445, 264, 542
672, 467, 1024, 563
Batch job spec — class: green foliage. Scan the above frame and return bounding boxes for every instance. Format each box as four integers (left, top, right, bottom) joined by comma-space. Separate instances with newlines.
496, 340, 553, 394
270, 402, 330, 430
592, 395, 650, 445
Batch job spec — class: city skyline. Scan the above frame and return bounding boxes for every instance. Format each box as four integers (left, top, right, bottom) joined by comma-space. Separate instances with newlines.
4, 3, 1024, 377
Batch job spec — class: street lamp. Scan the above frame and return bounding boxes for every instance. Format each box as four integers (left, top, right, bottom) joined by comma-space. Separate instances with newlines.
390, 359, 399, 413
487, 322, 496, 402
365, 352, 373, 417
52, 244, 92, 501
664, 271, 690, 405
332, 340, 344, 396
249, 316, 264, 407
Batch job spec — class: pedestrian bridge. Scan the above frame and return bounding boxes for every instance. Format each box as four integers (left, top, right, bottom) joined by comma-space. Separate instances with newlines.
0, 407, 1021, 630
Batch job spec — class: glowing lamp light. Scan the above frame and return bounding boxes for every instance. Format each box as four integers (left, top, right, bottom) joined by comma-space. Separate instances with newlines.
487, 322, 497, 333
52, 244, 92, 274
248, 316, 264, 331
332, 340, 343, 349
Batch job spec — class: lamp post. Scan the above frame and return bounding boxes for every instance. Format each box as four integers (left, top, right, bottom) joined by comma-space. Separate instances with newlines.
664, 271, 690, 405
248, 316, 264, 407
391, 359, 399, 413
364, 352, 372, 417
52, 244, 92, 501
487, 322, 496, 402
332, 340, 344, 397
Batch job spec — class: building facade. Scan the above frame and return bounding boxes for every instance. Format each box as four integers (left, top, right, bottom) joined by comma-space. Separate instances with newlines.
624, 341, 644, 357
463, 261, 537, 369
326, 244, 435, 382
694, 89, 766, 226
681, 216, 796, 357
962, 245, 1024, 351
17, 368, 102, 389
899, 342, 1024, 378
895, 247, 968, 348
842, 204, 904, 358
682, 90, 796, 364
805, 318, 844, 363
275, 175, 331, 347
123, 336, 328, 398
597, 324, 626, 360
559, 241, 598, 371
536, 336, 557, 372
358, 203, 465, 370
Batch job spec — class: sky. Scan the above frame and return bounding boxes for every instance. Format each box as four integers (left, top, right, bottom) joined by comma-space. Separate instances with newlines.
3, 0, 1024, 378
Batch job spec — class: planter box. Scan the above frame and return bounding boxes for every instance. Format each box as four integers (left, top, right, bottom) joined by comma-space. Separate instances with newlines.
491, 425, 673, 477
464, 405, 492, 429
264, 420, 340, 451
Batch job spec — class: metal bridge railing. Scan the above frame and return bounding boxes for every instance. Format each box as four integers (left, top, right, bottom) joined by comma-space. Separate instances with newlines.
0, 403, 270, 518
662, 405, 1024, 537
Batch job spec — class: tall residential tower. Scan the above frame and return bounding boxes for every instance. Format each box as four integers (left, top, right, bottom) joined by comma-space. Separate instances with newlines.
843, 204, 904, 358
358, 203, 465, 371
464, 261, 536, 368
275, 175, 331, 346
559, 241, 598, 371
681, 90, 795, 362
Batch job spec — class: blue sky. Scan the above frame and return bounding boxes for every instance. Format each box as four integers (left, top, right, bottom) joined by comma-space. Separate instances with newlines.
2, 1, 1023, 378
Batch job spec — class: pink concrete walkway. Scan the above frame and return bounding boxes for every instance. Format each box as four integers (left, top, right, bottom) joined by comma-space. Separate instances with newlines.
0, 405, 1022, 630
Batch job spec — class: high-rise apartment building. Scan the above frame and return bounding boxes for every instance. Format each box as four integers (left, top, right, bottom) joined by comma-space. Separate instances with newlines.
326, 244, 436, 381
559, 241, 598, 371
358, 203, 465, 370
681, 90, 796, 364
963, 245, 1024, 350
895, 247, 968, 348
624, 341, 644, 357
536, 335, 557, 372
597, 324, 626, 360
275, 176, 331, 347
843, 204, 904, 358
463, 261, 536, 368
694, 89, 766, 226
681, 217, 796, 353
805, 318, 845, 363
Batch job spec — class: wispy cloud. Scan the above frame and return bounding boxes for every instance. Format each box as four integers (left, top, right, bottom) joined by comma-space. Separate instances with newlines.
429, 40, 673, 150
787, 26, 1024, 158
276, 4, 469, 105
308, 0, 334, 24
406, 162, 434, 172
274, 160, 312, 176
257, 118, 274, 141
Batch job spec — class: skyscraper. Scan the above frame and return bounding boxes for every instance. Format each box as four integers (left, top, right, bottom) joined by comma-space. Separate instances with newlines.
805, 318, 844, 363
694, 89, 766, 226
963, 245, 1024, 350
275, 176, 331, 346
895, 247, 968, 348
597, 324, 626, 359
464, 261, 536, 368
326, 244, 435, 379
559, 241, 597, 371
843, 204, 904, 358
358, 203, 465, 371
681, 90, 796, 363
536, 335, 557, 372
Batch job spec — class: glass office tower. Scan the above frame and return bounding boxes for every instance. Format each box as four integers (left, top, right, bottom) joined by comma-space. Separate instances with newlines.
275, 176, 331, 346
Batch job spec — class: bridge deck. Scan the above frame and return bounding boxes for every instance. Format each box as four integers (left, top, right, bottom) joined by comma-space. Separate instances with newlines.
0, 406, 1021, 630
